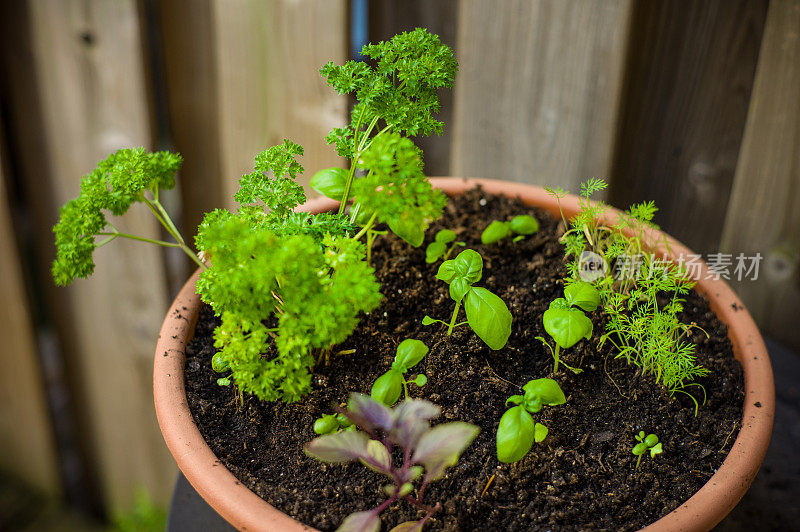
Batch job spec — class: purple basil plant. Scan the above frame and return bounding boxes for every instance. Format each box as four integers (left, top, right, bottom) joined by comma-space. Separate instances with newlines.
304, 393, 479, 532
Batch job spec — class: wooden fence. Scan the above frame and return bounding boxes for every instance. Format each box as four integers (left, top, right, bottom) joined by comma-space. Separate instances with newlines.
0, 0, 797, 520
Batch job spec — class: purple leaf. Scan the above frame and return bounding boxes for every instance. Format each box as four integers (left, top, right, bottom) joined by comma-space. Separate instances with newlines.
412, 422, 480, 481
360, 440, 393, 475
347, 393, 395, 432
390, 400, 440, 449
304, 430, 370, 463
337, 510, 381, 532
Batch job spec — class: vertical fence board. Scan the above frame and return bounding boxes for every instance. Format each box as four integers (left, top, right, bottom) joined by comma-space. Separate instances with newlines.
0, 136, 60, 496
610, 0, 767, 255
369, 0, 458, 176
450, 0, 632, 193
28, 0, 175, 511
211, 0, 348, 207
720, 0, 800, 351
157, 0, 223, 240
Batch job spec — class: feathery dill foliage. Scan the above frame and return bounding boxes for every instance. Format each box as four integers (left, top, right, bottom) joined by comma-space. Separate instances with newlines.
312, 28, 455, 249
547, 179, 709, 394
51, 147, 202, 286
196, 142, 381, 402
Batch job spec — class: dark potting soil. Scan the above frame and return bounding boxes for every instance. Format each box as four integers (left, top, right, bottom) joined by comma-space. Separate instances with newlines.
184, 188, 744, 531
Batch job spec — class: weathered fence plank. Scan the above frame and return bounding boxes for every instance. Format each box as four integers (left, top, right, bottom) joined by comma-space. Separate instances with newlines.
211, 0, 348, 207
0, 132, 60, 496
28, 0, 175, 510
369, 0, 458, 176
610, 0, 767, 255
450, 0, 632, 194
720, 0, 800, 351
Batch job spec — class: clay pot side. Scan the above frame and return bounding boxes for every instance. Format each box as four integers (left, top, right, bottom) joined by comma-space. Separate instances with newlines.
154, 178, 774, 532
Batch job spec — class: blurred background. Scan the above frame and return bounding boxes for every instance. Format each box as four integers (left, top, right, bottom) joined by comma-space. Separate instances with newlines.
0, 0, 797, 530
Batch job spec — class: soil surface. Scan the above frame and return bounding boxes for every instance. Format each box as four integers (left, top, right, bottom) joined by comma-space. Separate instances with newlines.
184, 189, 744, 531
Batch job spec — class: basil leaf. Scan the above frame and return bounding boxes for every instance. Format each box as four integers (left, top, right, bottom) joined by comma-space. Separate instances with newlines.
564, 281, 601, 311
481, 220, 512, 244
509, 214, 539, 235
464, 287, 512, 350
496, 405, 534, 463
310, 167, 347, 200
452, 249, 483, 284
371, 370, 404, 406
394, 338, 429, 370
426, 241, 446, 263
387, 212, 425, 247
435, 229, 456, 244
542, 307, 593, 349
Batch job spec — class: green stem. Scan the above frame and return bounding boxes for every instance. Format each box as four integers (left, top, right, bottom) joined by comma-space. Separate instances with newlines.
96, 232, 180, 248
447, 299, 462, 336
402, 379, 410, 400
338, 116, 380, 215
554, 344, 560, 373
353, 212, 378, 240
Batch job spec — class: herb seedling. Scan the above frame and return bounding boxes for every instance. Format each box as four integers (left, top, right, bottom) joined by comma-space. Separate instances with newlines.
632, 431, 663, 468
537, 281, 600, 373
422, 249, 512, 350
313, 413, 354, 435
481, 214, 539, 244
425, 229, 465, 263
548, 179, 710, 397
305, 394, 479, 531
371, 339, 429, 405
496, 378, 566, 463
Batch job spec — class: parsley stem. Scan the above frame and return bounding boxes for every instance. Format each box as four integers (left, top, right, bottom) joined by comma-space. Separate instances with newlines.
96, 231, 180, 248
338, 115, 380, 215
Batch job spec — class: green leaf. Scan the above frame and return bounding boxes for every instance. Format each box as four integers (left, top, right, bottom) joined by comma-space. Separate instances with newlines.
371, 370, 404, 406
496, 405, 534, 463
216, 377, 230, 387
464, 287, 512, 350
337, 510, 380, 532
211, 353, 229, 373
412, 422, 480, 481
422, 315, 435, 326
542, 307, 593, 349
453, 249, 483, 284
644, 434, 659, 447
481, 220, 512, 244
387, 212, 425, 247
389, 521, 423, 532
436, 259, 457, 283
534, 422, 549, 443
564, 281, 601, 311
449, 277, 471, 302
521, 378, 567, 408
632, 442, 648, 456
505, 394, 523, 406
650, 442, 663, 458
411, 374, 427, 387
314, 415, 340, 435
509, 215, 539, 235
425, 241, 446, 263
435, 229, 456, 244
310, 167, 348, 200
393, 339, 429, 371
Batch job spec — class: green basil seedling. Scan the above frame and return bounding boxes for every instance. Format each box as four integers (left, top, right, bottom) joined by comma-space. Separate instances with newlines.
426, 229, 465, 263
537, 281, 600, 373
481, 215, 539, 244
632, 431, 663, 468
496, 378, 566, 463
371, 339, 429, 405
424, 249, 512, 350
313, 413, 354, 435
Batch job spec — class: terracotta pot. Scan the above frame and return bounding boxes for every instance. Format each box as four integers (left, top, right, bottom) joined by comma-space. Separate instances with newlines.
154, 177, 774, 532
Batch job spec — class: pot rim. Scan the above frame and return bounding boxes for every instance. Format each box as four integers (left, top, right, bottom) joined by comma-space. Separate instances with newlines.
154, 177, 774, 532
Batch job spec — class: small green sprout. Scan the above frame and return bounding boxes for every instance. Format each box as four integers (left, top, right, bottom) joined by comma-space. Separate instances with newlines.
496, 378, 566, 463
313, 413, 354, 435
481, 214, 539, 244
537, 281, 600, 373
423, 249, 512, 350
425, 229, 465, 263
371, 339, 429, 405
632, 431, 663, 468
